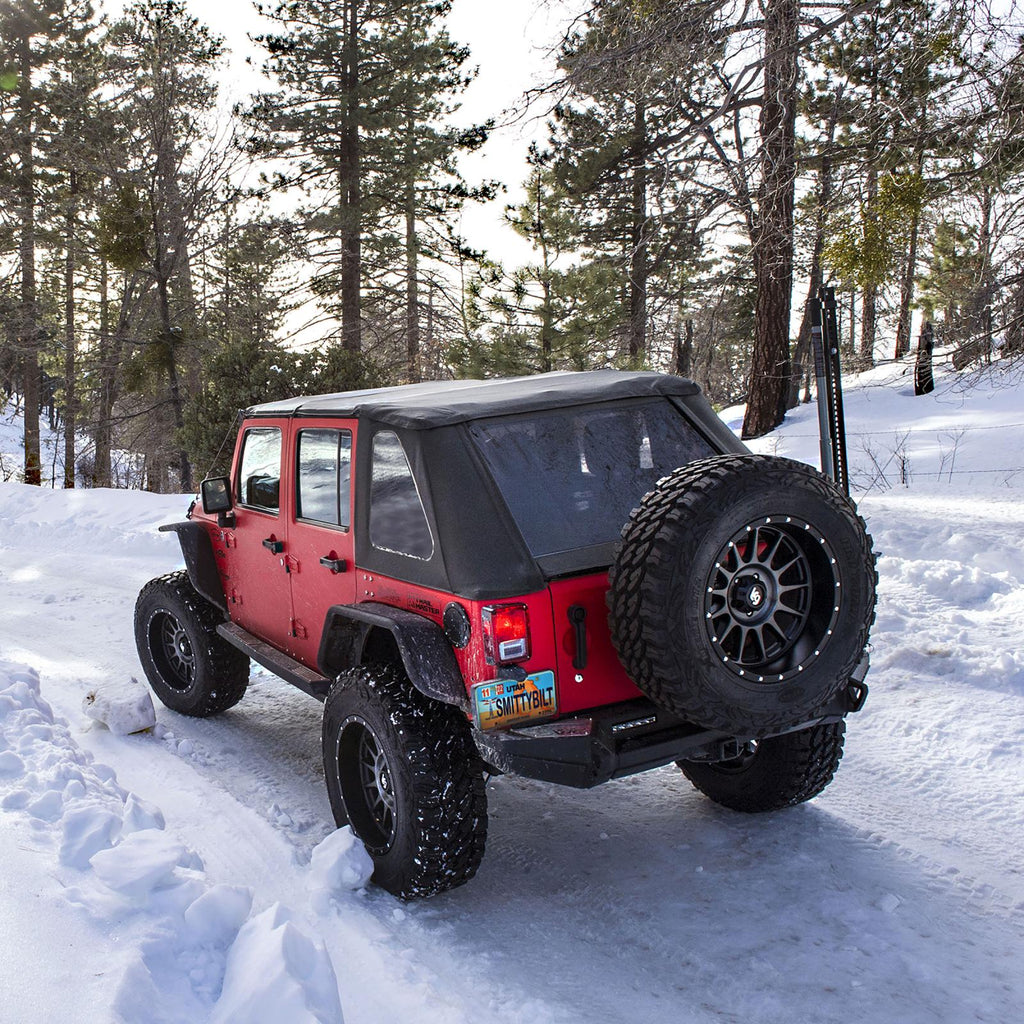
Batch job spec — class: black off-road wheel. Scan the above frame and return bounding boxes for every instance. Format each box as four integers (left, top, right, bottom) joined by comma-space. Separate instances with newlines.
322, 664, 487, 900
134, 571, 249, 716
678, 721, 846, 812
608, 454, 875, 736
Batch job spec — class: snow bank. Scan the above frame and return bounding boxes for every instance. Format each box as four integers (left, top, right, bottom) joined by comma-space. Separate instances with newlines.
0, 660, 346, 1023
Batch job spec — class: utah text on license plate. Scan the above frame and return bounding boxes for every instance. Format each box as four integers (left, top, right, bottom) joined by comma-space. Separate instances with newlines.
472, 671, 557, 731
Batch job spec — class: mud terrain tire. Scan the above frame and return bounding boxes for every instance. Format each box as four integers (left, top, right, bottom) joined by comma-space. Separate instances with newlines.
678, 721, 846, 811
134, 571, 249, 716
322, 664, 487, 900
608, 455, 875, 736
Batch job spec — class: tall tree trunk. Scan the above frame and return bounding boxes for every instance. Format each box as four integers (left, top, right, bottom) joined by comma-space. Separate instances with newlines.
859, 161, 879, 366
742, 0, 798, 439
63, 171, 78, 488
93, 270, 147, 488
93, 259, 112, 488
404, 125, 420, 382
17, 32, 41, 486
894, 211, 920, 359
154, 237, 192, 492
537, 170, 554, 373
674, 316, 693, 377
340, 0, 362, 352
847, 289, 856, 356
894, 150, 924, 360
790, 152, 832, 408
628, 97, 648, 365
790, 94, 840, 408
978, 184, 993, 362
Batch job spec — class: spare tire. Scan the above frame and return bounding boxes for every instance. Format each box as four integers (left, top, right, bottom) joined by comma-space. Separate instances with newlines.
608, 454, 875, 736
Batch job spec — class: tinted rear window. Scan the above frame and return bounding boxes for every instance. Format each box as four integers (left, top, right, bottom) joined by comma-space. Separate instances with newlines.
469, 399, 714, 557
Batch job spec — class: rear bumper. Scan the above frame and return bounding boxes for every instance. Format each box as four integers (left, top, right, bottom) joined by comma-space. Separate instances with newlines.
472, 699, 753, 788
472, 659, 868, 789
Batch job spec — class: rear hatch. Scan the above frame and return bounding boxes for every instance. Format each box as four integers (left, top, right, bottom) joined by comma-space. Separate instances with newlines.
467, 396, 721, 713
547, 574, 642, 715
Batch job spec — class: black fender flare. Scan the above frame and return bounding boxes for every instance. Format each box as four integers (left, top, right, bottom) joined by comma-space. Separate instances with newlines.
157, 521, 227, 612
318, 602, 469, 711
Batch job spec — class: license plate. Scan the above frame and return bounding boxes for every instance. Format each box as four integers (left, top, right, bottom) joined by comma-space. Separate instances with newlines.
472, 671, 557, 732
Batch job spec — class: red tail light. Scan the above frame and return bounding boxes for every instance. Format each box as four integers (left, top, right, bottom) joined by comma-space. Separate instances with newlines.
482, 603, 530, 664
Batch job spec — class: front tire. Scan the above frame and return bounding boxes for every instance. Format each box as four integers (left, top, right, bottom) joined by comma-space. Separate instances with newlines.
322, 664, 487, 899
134, 571, 249, 716
678, 721, 845, 812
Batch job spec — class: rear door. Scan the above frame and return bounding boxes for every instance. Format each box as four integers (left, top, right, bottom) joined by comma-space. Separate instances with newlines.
548, 575, 642, 715
284, 420, 358, 667
224, 420, 293, 644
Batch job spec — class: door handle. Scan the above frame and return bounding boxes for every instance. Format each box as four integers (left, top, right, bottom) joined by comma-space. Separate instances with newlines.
262, 537, 284, 554
568, 605, 588, 670
319, 556, 348, 573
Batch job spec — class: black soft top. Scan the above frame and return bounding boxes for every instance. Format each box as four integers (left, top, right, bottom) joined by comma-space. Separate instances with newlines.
247, 369, 700, 429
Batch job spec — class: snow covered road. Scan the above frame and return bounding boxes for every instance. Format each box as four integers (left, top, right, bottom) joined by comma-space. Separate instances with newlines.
2, 363, 1023, 1023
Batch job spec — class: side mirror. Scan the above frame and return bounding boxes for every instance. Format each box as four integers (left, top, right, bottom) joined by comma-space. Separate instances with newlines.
201, 476, 233, 515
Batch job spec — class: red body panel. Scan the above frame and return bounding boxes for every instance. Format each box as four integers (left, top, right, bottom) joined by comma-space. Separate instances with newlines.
360, 575, 559, 702
548, 573, 643, 714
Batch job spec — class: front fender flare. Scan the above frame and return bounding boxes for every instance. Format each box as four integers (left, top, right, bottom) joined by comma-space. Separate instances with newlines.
319, 602, 468, 711
158, 521, 227, 612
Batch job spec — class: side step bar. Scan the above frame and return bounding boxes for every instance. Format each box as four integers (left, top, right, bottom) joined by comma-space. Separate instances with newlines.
217, 622, 332, 701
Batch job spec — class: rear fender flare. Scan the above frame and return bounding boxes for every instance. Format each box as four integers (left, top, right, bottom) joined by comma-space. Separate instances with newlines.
158, 521, 227, 612
319, 602, 469, 711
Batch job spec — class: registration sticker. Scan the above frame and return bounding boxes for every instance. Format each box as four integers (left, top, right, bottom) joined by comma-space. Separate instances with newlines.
472, 671, 557, 731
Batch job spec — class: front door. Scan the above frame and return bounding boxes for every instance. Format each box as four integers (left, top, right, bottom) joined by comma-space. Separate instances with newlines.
223, 421, 293, 645
284, 421, 358, 668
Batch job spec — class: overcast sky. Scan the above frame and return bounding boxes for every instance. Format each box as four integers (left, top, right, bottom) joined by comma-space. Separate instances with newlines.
109, 0, 578, 266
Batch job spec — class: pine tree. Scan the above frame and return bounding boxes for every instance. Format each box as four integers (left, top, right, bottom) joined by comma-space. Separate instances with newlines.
102, 0, 233, 490
250, 1, 486, 374
0, 0, 96, 484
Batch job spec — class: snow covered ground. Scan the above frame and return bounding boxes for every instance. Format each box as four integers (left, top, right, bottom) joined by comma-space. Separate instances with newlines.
2, 358, 1023, 1023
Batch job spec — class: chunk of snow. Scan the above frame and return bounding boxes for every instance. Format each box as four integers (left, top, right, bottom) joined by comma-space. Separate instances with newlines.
183, 885, 253, 946
27, 789, 63, 822
122, 792, 165, 834
82, 678, 156, 735
212, 904, 344, 1024
60, 806, 122, 869
308, 827, 374, 897
0, 750, 24, 777
90, 829, 189, 902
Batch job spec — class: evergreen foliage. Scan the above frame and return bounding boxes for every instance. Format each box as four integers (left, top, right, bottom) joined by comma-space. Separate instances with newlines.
2, 0, 1024, 489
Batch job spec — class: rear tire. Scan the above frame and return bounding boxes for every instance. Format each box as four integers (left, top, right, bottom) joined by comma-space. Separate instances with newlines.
678, 721, 845, 812
134, 571, 249, 716
322, 664, 487, 899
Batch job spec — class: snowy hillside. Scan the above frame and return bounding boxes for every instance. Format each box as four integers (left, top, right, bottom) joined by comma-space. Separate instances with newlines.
2, 359, 1023, 1024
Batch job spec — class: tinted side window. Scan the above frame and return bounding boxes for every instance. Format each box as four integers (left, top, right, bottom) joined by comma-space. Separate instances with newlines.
369, 431, 433, 560
237, 427, 282, 512
297, 429, 352, 528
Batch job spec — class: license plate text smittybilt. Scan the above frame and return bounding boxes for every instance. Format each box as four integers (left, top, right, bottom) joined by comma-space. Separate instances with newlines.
472, 671, 557, 731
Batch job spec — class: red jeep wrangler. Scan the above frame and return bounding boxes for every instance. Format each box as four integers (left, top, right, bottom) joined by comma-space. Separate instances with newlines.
136, 370, 875, 898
